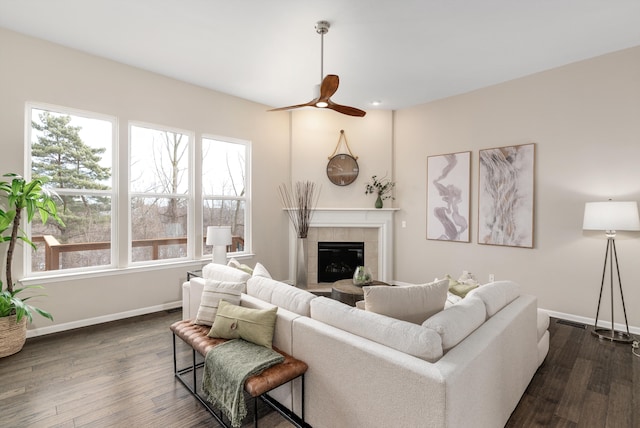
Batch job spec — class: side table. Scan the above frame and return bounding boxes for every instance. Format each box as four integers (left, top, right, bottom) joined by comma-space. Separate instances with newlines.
187, 269, 202, 280
331, 279, 390, 306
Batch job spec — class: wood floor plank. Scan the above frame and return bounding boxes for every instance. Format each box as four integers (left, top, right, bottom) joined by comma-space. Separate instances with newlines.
1, 311, 636, 428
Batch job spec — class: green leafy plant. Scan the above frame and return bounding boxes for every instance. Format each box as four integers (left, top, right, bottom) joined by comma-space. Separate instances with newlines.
364, 175, 395, 201
0, 173, 64, 323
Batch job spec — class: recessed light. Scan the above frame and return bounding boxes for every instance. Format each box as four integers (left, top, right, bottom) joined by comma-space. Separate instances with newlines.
371, 100, 382, 106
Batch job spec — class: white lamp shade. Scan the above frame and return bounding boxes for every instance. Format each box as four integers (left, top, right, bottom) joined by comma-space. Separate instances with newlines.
583, 201, 640, 231
206, 226, 232, 246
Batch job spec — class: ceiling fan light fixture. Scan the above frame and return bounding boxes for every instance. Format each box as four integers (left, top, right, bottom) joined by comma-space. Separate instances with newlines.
267, 20, 366, 117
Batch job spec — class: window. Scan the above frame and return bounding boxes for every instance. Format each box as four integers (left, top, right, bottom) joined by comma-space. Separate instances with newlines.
202, 137, 250, 257
130, 124, 191, 263
27, 105, 115, 273
25, 103, 250, 276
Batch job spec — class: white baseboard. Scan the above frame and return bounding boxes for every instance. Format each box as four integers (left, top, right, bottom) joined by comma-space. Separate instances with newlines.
540, 308, 640, 336
26, 301, 182, 338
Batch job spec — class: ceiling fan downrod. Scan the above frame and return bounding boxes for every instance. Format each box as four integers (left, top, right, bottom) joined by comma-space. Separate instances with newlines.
315, 20, 330, 83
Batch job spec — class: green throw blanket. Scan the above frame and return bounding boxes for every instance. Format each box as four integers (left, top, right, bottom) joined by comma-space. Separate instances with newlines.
202, 339, 285, 428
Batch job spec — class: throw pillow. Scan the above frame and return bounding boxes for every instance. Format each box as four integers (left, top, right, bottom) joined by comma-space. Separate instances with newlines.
446, 274, 478, 298
208, 300, 278, 348
252, 262, 272, 278
202, 263, 251, 283
193, 279, 245, 326
227, 257, 254, 275
363, 278, 448, 324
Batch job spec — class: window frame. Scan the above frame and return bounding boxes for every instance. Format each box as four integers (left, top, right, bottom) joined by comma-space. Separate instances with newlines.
201, 134, 252, 259
128, 121, 194, 266
24, 102, 118, 276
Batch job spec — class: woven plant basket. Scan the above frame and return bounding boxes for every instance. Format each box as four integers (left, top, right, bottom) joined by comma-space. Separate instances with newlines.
0, 315, 27, 358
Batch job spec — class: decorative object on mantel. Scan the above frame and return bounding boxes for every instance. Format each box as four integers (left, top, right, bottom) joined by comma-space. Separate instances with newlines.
352, 266, 373, 286
326, 130, 359, 186
365, 175, 395, 209
278, 181, 320, 288
583, 200, 639, 343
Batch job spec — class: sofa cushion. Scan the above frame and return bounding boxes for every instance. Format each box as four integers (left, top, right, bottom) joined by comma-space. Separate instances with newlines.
422, 296, 486, 351
208, 300, 278, 348
363, 278, 448, 324
467, 280, 521, 318
252, 262, 272, 278
202, 263, 252, 283
193, 279, 245, 326
247, 276, 316, 316
310, 297, 443, 362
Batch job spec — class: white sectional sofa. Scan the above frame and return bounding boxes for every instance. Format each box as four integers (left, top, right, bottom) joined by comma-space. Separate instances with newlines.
182, 264, 549, 428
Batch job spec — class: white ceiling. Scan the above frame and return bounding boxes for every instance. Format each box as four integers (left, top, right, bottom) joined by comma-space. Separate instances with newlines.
1, 0, 640, 111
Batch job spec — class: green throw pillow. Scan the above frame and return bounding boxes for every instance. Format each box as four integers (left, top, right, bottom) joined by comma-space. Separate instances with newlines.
208, 300, 278, 348
445, 274, 478, 298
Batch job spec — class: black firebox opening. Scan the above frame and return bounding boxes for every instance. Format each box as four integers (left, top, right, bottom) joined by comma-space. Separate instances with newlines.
317, 241, 364, 283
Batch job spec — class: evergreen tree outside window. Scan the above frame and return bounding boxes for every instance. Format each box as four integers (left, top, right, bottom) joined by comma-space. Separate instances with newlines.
130, 123, 191, 263
28, 105, 115, 272
202, 137, 250, 258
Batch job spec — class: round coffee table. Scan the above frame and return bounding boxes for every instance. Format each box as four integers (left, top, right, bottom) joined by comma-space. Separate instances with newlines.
331, 279, 390, 306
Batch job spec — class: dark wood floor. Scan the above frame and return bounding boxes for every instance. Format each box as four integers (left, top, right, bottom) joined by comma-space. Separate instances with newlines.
0, 310, 637, 427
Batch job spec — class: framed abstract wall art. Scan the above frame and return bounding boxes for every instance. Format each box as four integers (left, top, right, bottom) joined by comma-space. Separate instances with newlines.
478, 143, 535, 248
426, 151, 471, 242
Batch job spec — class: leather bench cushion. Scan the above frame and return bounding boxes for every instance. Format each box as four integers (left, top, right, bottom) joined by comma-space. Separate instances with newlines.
170, 320, 307, 397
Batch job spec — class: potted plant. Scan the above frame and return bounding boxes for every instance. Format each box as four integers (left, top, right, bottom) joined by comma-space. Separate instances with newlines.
365, 175, 395, 209
0, 173, 64, 358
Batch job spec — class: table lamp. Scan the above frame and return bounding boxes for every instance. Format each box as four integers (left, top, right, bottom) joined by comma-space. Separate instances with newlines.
206, 226, 232, 264
583, 200, 640, 342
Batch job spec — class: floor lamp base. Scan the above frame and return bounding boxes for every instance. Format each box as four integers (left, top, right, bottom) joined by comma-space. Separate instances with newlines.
591, 327, 634, 343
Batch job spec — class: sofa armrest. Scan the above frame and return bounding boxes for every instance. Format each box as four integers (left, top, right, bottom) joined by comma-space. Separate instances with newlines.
182, 277, 206, 321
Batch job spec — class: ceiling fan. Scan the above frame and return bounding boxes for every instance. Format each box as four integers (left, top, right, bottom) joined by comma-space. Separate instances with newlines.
269, 21, 367, 117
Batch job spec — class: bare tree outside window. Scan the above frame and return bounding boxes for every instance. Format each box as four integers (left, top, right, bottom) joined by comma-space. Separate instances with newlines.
202, 137, 249, 255
130, 125, 190, 263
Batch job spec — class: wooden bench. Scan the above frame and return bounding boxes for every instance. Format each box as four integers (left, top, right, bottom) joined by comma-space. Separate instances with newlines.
170, 320, 309, 428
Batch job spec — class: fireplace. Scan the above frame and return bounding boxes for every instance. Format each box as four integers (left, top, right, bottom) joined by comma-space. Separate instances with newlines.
286, 208, 397, 284
317, 242, 364, 283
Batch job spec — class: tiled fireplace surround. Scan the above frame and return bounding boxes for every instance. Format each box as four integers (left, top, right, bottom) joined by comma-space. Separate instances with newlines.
287, 208, 397, 286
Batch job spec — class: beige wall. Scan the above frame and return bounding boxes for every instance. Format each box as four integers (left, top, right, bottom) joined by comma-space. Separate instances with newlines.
290, 109, 394, 208
0, 28, 291, 333
394, 46, 640, 329
2, 26, 639, 334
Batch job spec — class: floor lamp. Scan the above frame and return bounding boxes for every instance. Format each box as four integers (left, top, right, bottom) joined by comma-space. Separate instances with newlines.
583, 200, 640, 343
206, 226, 232, 264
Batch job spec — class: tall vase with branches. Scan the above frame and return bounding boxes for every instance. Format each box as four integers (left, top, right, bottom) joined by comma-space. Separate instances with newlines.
278, 181, 320, 288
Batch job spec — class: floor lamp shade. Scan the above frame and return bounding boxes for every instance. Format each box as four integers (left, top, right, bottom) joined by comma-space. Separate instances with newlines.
206, 226, 232, 264
583, 201, 640, 233
582, 200, 639, 343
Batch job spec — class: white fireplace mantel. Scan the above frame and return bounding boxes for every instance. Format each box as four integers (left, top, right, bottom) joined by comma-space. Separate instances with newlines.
287, 208, 398, 284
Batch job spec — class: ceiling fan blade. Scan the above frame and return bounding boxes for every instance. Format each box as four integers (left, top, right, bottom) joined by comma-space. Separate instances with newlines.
327, 100, 367, 117
268, 100, 316, 112
319, 74, 339, 100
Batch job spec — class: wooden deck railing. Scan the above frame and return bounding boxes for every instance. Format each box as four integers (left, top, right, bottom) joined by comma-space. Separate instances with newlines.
31, 235, 244, 270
